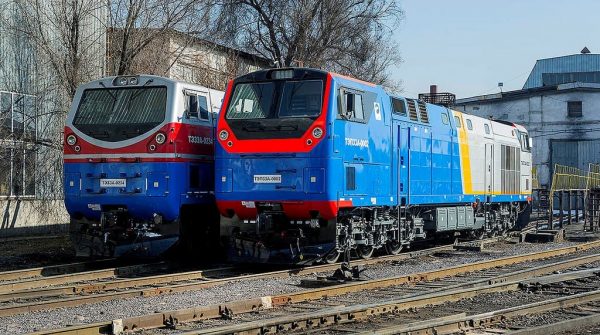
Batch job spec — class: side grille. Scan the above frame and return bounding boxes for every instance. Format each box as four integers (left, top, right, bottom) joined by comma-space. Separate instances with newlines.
346, 166, 356, 190
407, 99, 418, 121
417, 100, 429, 123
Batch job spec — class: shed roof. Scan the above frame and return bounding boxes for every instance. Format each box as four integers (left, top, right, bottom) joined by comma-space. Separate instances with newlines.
523, 53, 600, 89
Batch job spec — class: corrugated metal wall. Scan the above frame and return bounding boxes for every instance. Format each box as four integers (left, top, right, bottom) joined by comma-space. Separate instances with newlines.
523, 54, 600, 89
551, 139, 600, 172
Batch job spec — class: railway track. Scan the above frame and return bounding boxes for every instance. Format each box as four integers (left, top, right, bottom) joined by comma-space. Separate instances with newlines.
0, 242, 462, 320
0, 259, 121, 283
30, 239, 600, 335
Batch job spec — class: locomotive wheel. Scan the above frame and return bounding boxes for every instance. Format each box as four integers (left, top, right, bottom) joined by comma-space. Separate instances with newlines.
356, 245, 374, 259
385, 241, 403, 255
324, 249, 341, 264
472, 229, 486, 240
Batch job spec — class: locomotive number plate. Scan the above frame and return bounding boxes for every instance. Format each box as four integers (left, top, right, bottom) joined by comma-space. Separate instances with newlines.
100, 179, 126, 187
253, 175, 282, 184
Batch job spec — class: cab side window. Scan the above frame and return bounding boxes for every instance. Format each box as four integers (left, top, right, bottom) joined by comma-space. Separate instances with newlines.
198, 96, 209, 120
185, 93, 210, 121
340, 89, 365, 121
520, 132, 531, 152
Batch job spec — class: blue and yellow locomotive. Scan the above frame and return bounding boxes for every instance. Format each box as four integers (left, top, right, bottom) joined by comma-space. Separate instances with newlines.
215, 68, 532, 263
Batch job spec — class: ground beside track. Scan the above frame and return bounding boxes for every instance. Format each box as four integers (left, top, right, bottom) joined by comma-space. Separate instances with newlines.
0, 235, 75, 271
0, 240, 585, 334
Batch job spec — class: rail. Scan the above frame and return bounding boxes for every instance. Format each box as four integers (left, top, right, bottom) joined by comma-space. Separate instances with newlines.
31, 239, 600, 335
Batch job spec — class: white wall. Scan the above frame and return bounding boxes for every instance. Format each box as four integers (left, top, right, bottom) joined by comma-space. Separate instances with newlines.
0, 200, 69, 237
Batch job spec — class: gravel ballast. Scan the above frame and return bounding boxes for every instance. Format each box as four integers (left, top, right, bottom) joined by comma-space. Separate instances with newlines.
0, 241, 586, 334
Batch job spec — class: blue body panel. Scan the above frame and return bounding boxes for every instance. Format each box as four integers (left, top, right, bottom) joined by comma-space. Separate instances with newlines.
64, 161, 214, 222
215, 74, 526, 216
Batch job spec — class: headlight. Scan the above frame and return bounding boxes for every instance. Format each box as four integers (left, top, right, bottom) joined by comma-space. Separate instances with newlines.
128, 77, 138, 85
118, 77, 128, 86
66, 134, 77, 146
219, 130, 229, 141
155, 132, 166, 144
312, 127, 323, 139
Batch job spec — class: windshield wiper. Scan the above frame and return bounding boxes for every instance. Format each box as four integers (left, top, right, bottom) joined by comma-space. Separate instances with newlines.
276, 125, 298, 131
130, 79, 155, 101
121, 129, 142, 136
99, 81, 117, 101
87, 130, 109, 138
242, 125, 265, 132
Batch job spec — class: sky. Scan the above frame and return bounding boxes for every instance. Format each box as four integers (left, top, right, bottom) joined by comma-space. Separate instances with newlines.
393, 0, 600, 99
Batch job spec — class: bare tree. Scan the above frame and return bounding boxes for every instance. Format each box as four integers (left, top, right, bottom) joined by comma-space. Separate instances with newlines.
218, 0, 403, 88
0, 0, 106, 228
12, 0, 107, 100
107, 0, 217, 75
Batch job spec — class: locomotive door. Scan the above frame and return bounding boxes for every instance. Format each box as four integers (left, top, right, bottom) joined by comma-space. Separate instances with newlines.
484, 143, 493, 197
398, 125, 409, 204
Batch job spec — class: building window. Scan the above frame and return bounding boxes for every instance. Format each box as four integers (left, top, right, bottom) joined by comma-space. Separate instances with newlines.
0, 91, 37, 198
568, 101, 582, 117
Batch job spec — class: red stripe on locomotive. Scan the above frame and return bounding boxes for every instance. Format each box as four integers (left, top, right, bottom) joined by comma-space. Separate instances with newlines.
64, 122, 214, 158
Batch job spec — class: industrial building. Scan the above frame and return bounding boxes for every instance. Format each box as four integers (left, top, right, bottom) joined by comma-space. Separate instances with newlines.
106, 29, 270, 91
0, 0, 107, 236
453, 49, 600, 188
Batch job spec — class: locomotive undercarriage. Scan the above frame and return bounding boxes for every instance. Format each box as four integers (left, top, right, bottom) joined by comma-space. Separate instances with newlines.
230, 201, 529, 264
331, 202, 527, 262
70, 208, 179, 258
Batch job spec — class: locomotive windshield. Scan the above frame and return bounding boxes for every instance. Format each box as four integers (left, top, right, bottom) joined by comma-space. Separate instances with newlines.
73, 86, 167, 142
225, 80, 323, 139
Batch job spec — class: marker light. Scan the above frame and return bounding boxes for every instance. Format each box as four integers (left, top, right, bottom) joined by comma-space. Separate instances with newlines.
74, 145, 81, 152
155, 133, 166, 144
113, 76, 140, 86
272, 69, 294, 80
312, 127, 323, 139
66, 135, 77, 146
219, 130, 229, 141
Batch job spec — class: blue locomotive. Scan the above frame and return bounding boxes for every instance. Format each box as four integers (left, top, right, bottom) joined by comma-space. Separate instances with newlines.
64, 75, 223, 257
215, 68, 532, 263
